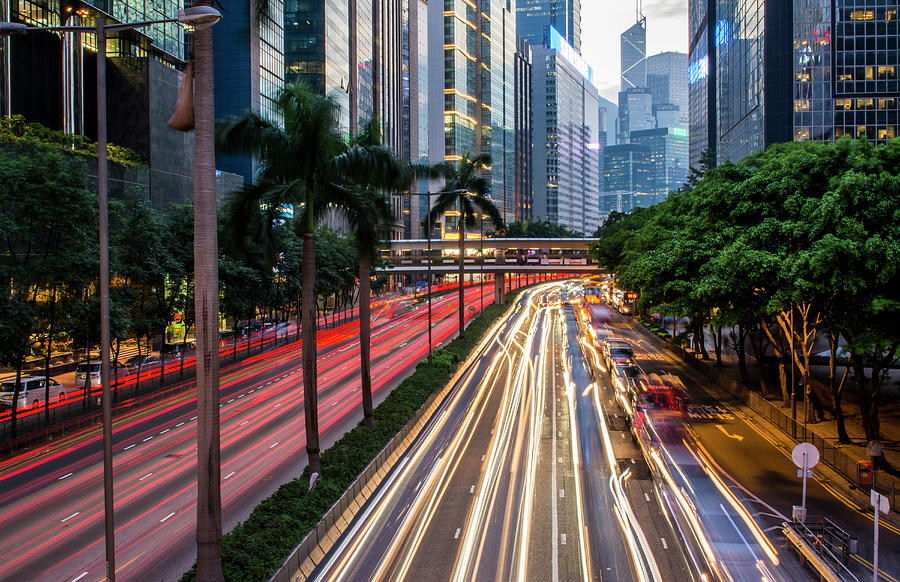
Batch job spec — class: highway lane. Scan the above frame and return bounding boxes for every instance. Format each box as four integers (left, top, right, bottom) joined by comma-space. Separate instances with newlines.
594, 311, 826, 581
311, 283, 683, 582
0, 282, 500, 582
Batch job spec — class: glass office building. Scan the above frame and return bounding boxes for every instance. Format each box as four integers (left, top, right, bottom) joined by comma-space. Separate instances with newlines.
621, 19, 647, 91
689, 0, 899, 167
516, 0, 581, 51
602, 144, 651, 213
215, 0, 285, 181
3, 0, 197, 207
631, 127, 690, 205
514, 36, 534, 222
532, 27, 601, 234
430, 0, 517, 227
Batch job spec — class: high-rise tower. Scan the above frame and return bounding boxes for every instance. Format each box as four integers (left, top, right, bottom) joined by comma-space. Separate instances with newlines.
516, 0, 581, 51
620, 18, 647, 91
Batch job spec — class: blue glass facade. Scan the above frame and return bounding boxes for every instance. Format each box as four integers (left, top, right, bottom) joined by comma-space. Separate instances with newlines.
516, 0, 581, 51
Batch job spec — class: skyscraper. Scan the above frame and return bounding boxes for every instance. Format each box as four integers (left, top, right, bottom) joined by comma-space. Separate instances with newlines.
3, 0, 197, 207
215, 0, 285, 181
647, 51, 689, 125
620, 18, 647, 91
532, 27, 601, 234
429, 0, 517, 227
688, 0, 899, 167
516, 0, 581, 51
617, 87, 654, 143
514, 36, 534, 222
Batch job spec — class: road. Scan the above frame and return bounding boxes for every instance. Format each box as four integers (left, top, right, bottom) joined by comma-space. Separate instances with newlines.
0, 282, 502, 582
597, 308, 899, 582
310, 283, 691, 582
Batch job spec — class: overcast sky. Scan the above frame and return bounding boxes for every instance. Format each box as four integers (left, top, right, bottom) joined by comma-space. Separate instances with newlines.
581, 1, 689, 102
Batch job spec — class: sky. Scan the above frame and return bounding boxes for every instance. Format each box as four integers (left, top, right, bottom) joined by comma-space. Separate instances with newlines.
581, 0, 689, 102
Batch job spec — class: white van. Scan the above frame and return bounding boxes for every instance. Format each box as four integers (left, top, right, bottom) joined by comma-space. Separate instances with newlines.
0, 375, 67, 410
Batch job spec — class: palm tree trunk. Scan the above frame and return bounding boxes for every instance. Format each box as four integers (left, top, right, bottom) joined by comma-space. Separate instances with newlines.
359, 255, 375, 429
302, 230, 321, 478
192, 14, 224, 580
458, 215, 465, 338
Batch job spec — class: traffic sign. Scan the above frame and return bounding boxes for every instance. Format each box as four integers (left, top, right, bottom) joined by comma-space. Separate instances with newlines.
871, 490, 890, 514
792, 443, 820, 469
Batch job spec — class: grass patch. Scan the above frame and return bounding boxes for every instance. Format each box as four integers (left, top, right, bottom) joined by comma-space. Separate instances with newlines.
181, 289, 524, 582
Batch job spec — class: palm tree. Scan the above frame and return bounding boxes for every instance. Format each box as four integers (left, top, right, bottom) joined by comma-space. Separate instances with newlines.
429, 153, 504, 338
216, 84, 409, 482
339, 120, 403, 429
192, 1, 224, 577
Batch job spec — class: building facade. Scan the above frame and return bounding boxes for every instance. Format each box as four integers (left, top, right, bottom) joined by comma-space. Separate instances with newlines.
631, 126, 690, 205
647, 51, 689, 125
516, 0, 581, 51
621, 18, 647, 91
532, 27, 600, 234
514, 36, 534, 222
429, 0, 517, 230
602, 143, 651, 214
689, 0, 899, 168
215, 0, 285, 181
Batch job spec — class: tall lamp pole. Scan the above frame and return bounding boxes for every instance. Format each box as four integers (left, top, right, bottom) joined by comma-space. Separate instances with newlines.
1, 9, 220, 581
396, 189, 465, 365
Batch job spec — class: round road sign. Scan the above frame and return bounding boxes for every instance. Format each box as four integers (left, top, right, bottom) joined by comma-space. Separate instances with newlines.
791, 442, 820, 469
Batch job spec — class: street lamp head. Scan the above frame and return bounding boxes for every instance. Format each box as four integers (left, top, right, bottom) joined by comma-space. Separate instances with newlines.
177, 6, 221, 29
0, 22, 28, 36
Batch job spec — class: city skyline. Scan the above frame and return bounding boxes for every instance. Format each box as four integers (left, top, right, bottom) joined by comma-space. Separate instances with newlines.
582, 0, 687, 102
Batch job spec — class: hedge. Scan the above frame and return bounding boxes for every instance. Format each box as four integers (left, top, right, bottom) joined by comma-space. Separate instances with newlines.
181, 289, 524, 582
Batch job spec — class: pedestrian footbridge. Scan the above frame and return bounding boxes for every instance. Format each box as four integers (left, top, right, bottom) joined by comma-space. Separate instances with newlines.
381, 237, 602, 274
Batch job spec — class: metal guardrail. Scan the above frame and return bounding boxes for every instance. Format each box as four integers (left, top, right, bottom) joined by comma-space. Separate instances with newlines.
658, 337, 900, 513
783, 520, 860, 582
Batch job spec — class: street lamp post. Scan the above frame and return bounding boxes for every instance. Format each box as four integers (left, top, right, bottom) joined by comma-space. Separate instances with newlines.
396, 189, 465, 365
0, 9, 220, 581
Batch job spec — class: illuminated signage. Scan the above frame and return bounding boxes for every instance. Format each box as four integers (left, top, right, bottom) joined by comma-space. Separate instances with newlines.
549, 26, 593, 84
670, 127, 688, 137
689, 55, 709, 84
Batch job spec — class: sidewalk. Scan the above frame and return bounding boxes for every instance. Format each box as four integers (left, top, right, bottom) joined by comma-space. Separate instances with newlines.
638, 319, 900, 525
690, 325, 900, 478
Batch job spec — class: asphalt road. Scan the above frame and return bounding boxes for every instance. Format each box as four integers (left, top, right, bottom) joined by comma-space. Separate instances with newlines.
601, 309, 899, 582
311, 283, 695, 582
0, 283, 497, 582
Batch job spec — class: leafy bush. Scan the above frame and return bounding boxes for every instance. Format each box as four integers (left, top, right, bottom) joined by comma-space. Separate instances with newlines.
181, 291, 522, 582
0, 115, 145, 167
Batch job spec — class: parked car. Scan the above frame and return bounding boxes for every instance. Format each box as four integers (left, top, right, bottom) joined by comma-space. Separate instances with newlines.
75, 361, 129, 388
124, 355, 161, 372
0, 375, 67, 410
160, 341, 196, 360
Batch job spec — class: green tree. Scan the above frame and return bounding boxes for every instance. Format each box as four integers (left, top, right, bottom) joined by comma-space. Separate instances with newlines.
429, 153, 504, 338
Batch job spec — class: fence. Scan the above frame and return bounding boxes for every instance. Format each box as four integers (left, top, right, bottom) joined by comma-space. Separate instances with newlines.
661, 338, 899, 512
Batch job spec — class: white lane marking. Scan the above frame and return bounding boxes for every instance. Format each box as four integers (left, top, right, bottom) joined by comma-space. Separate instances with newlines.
58, 473, 73, 480
559, 489, 565, 498
237, 394, 244, 399
249, 389, 255, 394
469, 485, 475, 494
631, 458, 635, 464
142, 437, 153, 442
61, 512, 80, 522
560, 533, 567, 545
227, 399, 235, 403
558, 457, 562, 463
124, 444, 136, 450
224, 471, 236, 480
661, 537, 668, 550
269, 442, 279, 449
71, 572, 89, 582
240, 421, 249, 426
266, 382, 273, 386
160, 429, 170, 434
454, 528, 461, 539
139, 473, 153, 481
480, 454, 486, 462
160, 512, 176, 523
644, 493, 650, 502
274, 403, 282, 408
558, 431, 562, 437
190, 416, 198, 421
176, 422, 185, 427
